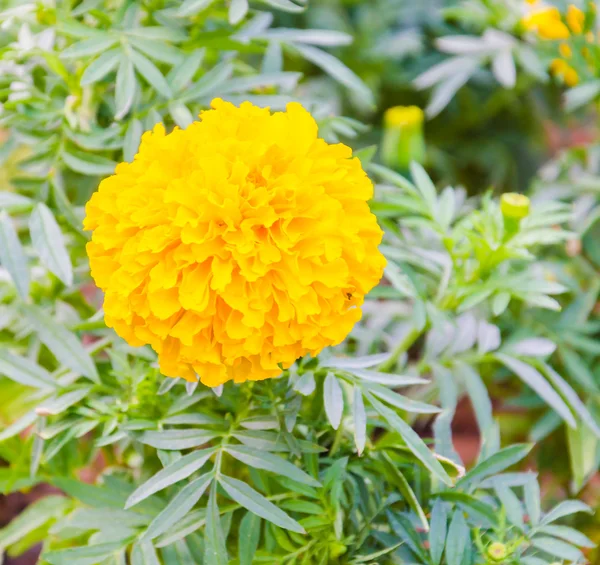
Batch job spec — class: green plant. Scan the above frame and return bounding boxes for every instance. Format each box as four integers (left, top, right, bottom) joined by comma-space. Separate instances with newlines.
0, 0, 598, 564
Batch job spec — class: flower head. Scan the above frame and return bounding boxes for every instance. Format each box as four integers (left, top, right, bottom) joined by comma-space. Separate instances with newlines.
84, 99, 386, 387
384, 106, 424, 128
567, 4, 585, 33
487, 542, 508, 561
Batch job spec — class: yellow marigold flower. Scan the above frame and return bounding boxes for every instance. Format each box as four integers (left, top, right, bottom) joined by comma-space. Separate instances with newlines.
559, 42, 573, 58
522, 7, 571, 39
84, 99, 386, 387
567, 4, 585, 33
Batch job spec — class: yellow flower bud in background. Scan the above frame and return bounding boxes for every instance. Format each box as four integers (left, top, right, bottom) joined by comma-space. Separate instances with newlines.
501, 193, 530, 219
550, 58, 579, 86
522, 7, 571, 39
487, 542, 508, 562
559, 42, 573, 58
567, 4, 585, 33
381, 105, 426, 172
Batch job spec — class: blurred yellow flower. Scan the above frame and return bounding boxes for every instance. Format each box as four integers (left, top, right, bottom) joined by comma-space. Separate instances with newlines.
567, 4, 585, 33
84, 99, 386, 387
559, 42, 573, 58
522, 7, 570, 39
382, 106, 426, 170
550, 58, 580, 85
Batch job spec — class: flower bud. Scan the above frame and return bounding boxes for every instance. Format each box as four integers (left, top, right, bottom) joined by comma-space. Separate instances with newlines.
381, 106, 425, 171
501, 193, 530, 219
487, 542, 508, 561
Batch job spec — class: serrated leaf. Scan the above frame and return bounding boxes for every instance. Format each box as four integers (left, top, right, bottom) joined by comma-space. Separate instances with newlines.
131, 50, 172, 97
204, 482, 228, 564
293, 44, 373, 106
229, 0, 249, 24
445, 511, 468, 565
224, 445, 320, 487
21, 305, 99, 382
126, 447, 216, 508
80, 48, 121, 85
238, 512, 261, 565
0, 350, 56, 390
531, 537, 583, 561
367, 393, 452, 485
124, 119, 143, 162
29, 203, 73, 286
429, 500, 447, 565
218, 475, 304, 533
115, 55, 136, 120
45, 540, 133, 565
456, 444, 532, 491
324, 372, 343, 430
497, 354, 576, 428
0, 211, 29, 299
62, 149, 116, 176
353, 385, 366, 455
61, 36, 118, 58
541, 500, 592, 525
137, 429, 218, 450
144, 472, 213, 540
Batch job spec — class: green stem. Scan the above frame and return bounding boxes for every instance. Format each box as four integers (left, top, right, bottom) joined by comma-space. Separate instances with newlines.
378, 325, 423, 373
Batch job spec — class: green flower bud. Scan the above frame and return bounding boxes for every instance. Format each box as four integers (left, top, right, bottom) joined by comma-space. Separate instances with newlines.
501, 193, 530, 219
381, 106, 425, 172
487, 542, 508, 562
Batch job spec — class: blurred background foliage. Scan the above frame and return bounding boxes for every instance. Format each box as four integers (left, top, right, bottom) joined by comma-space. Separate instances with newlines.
1, 0, 600, 564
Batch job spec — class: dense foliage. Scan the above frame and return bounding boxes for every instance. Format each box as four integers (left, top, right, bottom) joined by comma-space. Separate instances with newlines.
0, 0, 599, 564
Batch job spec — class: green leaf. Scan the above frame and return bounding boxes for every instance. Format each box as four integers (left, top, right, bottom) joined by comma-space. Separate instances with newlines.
168, 49, 205, 92
259, 0, 305, 12
131, 541, 161, 565
181, 62, 233, 102
128, 38, 184, 66
44, 540, 133, 565
353, 385, 367, 455
541, 500, 592, 525
131, 50, 172, 98
169, 102, 194, 129
238, 512, 261, 565
62, 149, 116, 176
126, 27, 187, 42
0, 350, 56, 390
537, 525, 595, 548
137, 429, 218, 450
409, 161, 438, 214
229, 0, 249, 24
524, 476, 541, 526
126, 447, 216, 509
381, 452, 429, 532
429, 500, 447, 565
36, 388, 91, 415
531, 537, 583, 561
496, 354, 576, 428
292, 44, 373, 106
20, 305, 99, 382
0, 496, 68, 548
456, 444, 532, 491
364, 382, 441, 414
367, 393, 452, 485
258, 28, 352, 46
218, 475, 305, 533
224, 445, 321, 487
61, 36, 118, 59
445, 511, 468, 565
144, 472, 213, 540
80, 48, 121, 85
204, 482, 228, 565
0, 211, 29, 299
29, 203, 73, 286
115, 55, 136, 120
124, 119, 143, 162
176, 0, 216, 17
324, 372, 343, 430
